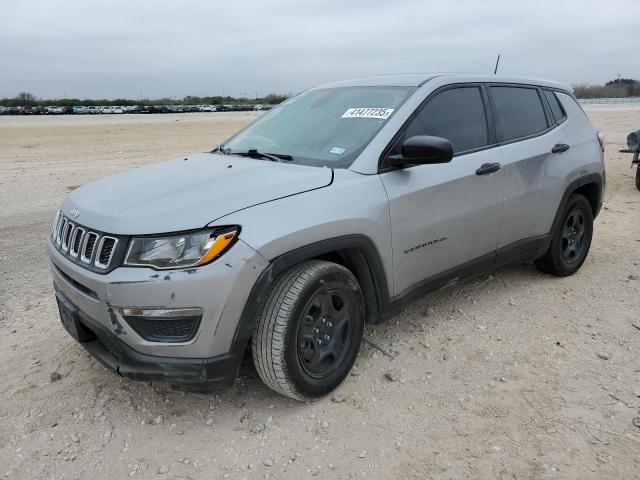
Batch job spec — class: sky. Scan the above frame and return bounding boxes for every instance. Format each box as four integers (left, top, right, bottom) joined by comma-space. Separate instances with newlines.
0, 0, 638, 100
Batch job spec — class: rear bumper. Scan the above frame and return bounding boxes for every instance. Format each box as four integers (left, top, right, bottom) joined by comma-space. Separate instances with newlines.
56, 290, 244, 387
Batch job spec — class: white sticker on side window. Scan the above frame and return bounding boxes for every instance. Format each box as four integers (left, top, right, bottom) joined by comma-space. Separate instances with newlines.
341, 107, 394, 119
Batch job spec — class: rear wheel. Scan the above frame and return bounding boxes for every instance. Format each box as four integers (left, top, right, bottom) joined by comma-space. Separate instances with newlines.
535, 193, 593, 276
635, 165, 640, 191
252, 260, 364, 400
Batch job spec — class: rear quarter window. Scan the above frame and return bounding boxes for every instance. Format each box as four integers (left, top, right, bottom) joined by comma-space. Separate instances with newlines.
556, 92, 590, 121
543, 90, 566, 123
490, 86, 549, 142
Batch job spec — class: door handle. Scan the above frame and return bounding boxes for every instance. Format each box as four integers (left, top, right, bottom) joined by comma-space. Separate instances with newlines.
475, 163, 501, 176
551, 143, 570, 153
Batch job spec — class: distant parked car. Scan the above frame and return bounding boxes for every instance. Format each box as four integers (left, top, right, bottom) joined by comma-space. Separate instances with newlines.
123, 106, 139, 113
103, 106, 124, 114
46, 106, 64, 115
24, 106, 45, 115
72, 106, 89, 114
155, 105, 170, 114
8, 106, 24, 115
0, 106, 7, 115
87, 106, 101, 114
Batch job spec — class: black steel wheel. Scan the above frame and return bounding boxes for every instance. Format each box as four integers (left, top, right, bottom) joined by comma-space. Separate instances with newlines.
635, 165, 640, 191
297, 290, 353, 378
535, 193, 593, 276
252, 260, 364, 400
560, 210, 587, 263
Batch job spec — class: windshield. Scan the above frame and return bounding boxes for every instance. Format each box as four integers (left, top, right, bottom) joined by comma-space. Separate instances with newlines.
221, 86, 416, 168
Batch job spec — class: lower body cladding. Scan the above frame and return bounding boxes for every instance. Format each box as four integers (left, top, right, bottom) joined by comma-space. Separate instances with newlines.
48, 238, 268, 387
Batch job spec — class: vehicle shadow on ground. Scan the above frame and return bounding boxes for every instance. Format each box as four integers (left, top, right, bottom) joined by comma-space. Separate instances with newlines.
54, 259, 551, 429
174, 260, 546, 405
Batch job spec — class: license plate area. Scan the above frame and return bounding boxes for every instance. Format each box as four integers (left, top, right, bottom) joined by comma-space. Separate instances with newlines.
55, 293, 94, 343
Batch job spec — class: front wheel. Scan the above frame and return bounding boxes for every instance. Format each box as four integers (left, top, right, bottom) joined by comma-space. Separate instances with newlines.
535, 193, 593, 276
252, 260, 364, 400
635, 165, 640, 191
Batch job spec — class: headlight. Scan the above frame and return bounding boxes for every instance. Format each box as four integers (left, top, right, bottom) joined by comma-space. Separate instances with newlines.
123, 227, 239, 270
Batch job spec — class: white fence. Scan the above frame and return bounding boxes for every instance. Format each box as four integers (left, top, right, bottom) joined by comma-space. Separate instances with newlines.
579, 97, 640, 105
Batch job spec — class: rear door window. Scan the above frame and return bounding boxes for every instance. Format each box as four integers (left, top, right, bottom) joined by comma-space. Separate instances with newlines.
490, 86, 549, 142
402, 86, 489, 153
543, 90, 566, 123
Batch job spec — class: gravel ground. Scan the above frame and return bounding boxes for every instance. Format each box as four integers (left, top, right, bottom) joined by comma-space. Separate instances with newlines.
0, 108, 639, 480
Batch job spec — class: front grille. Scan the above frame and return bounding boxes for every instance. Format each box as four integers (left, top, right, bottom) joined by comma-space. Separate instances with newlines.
70, 227, 84, 257
51, 211, 125, 273
61, 221, 74, 252
96, 237, 117, 268
81, 232, 99, 263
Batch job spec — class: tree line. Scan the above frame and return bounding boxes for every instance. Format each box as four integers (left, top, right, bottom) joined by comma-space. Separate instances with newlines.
572, 78, 640, 99
4, 78, 640, 107
1, 92, 289, 108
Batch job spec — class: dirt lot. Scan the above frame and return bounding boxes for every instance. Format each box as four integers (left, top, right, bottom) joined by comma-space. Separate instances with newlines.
1, 108, 639, 480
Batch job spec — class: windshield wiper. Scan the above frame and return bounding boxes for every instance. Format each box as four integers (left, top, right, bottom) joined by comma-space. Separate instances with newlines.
211, 146, 293, 162
232, 149, 293, 162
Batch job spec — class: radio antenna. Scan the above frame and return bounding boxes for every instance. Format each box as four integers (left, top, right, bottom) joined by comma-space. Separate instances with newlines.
493, 54, 501, 74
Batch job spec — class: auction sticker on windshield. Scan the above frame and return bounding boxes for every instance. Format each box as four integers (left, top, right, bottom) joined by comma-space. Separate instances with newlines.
342, 107, 394, 119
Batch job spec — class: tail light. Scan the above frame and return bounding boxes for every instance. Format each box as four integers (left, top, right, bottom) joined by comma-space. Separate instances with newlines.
597, 131, 605, 152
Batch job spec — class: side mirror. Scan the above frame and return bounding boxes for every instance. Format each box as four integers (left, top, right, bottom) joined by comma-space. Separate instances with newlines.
387, 135, 454, 168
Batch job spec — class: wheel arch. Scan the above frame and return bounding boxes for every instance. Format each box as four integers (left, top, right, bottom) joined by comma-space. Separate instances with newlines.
229, 235, 391, 356
572, 180, 602, 218
538, 172, 603, 257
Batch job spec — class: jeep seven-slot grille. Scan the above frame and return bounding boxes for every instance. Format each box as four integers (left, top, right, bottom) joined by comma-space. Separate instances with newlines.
51, 211, 120, 272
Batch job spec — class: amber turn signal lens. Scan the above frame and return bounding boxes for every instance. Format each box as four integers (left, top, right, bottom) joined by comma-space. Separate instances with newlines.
197, 229, 239, 266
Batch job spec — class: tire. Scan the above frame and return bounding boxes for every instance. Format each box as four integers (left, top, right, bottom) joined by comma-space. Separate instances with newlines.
252, 260, 364, 400
535, 193, 593, 276
635, 165, 640, 191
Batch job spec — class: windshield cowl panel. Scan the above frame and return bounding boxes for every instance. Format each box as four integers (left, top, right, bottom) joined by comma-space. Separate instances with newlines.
222, 86, 416, 169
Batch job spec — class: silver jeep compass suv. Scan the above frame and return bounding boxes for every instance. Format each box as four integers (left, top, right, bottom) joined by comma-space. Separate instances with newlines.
48, 73, 605, 400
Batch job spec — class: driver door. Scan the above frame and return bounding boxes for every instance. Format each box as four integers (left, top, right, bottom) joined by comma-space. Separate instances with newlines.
380, 85, 506, 296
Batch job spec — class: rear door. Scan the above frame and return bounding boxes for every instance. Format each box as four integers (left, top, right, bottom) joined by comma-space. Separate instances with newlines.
488, 85, 569, 254
380, 85, 506, 297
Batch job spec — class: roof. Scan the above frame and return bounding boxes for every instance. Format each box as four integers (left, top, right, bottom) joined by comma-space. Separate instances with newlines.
315, 73, 571, 92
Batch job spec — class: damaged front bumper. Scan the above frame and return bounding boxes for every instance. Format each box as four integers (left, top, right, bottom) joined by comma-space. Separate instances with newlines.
48, 237, 267, 386
55, 290, 243, 386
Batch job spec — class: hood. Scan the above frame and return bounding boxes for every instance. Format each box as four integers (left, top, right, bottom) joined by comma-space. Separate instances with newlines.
62, 153, 333, 235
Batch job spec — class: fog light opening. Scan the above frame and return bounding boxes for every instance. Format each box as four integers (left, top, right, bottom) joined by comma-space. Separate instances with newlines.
120, 307, 203, 343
